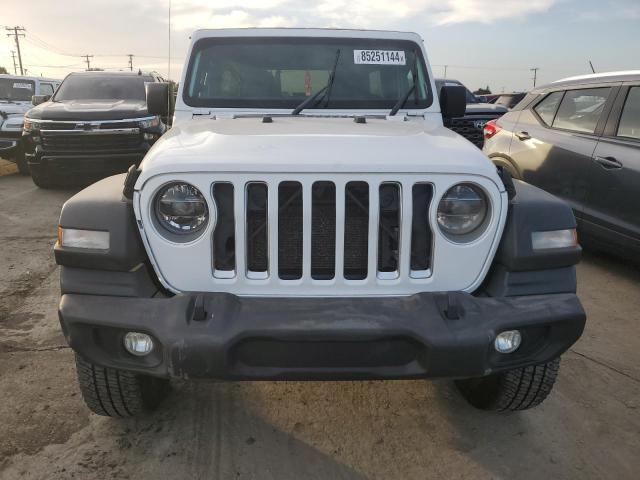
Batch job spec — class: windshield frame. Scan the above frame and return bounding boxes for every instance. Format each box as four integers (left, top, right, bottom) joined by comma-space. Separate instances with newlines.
0, 78, 36, 102
52, 74, 153, 102
182, 36, 433, 112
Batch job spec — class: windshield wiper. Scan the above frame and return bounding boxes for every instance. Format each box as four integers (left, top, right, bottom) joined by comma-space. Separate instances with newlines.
389, 52, 419, 116
292, 49, 341, 115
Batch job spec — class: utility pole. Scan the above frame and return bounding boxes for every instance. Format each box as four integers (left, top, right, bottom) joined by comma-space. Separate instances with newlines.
10, 51, 18, 75
82, 54, 94, 71
443, 65, 448, 79
530, 67, 540, 88
5, 27, 25, 75
127, 54, 134, 71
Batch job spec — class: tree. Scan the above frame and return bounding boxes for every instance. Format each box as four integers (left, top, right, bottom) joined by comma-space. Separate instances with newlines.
474, 86, 492, 95
0, 66, 8, 74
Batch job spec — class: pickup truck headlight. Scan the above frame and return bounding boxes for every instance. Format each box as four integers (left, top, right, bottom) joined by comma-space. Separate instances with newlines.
23, 118, 40, 133
437, 183, 488, 239
154, 182, 209, 236
139, 116, 160, 129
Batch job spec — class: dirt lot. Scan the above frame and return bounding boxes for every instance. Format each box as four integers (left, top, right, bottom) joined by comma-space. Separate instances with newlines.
0, 171, 638, 480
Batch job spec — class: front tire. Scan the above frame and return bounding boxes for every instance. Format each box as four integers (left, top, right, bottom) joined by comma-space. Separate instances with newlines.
30, 166, 54, 189
75, 354, 170, 417
455, 358, 560, 412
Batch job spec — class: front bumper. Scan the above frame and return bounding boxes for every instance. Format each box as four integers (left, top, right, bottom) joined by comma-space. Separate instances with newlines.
59, 291, 585, 381
27, 151, 146, 177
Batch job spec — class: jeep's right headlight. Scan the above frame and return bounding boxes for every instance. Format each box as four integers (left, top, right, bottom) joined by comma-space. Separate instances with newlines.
437, 183, 488, 239
154, 182, 209, 236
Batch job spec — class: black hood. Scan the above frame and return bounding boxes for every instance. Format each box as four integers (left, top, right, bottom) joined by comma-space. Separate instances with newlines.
27, 99, 149, 121
465, 103, 508, 116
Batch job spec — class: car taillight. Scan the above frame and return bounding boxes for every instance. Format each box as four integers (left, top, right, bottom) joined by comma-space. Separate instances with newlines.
484, 120, 501, 140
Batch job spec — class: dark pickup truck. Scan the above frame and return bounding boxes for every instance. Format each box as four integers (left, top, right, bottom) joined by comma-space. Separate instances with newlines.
436, 78, 507, 148
23, 71, 167, 188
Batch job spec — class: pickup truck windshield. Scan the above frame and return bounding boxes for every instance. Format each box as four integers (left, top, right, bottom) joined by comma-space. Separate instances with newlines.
0, 78, 35, 102
184, 37, 432, 110
54, 75, 153, 101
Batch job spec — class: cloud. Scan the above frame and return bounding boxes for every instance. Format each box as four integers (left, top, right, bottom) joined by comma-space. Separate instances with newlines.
166, 0, 558, 31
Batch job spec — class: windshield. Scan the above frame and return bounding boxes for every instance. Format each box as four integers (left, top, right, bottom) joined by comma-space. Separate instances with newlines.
184, 37, 432, 110
0, 78, 35, 102
54, 75, 153, 101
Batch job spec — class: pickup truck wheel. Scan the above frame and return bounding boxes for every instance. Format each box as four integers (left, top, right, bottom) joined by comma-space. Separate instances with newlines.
30, 167, 54, 189
455, 357, 560, 411
75, 354, 170, 417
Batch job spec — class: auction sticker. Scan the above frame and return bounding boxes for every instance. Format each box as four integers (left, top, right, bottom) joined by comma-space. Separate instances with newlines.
13, 83, 33, 89
353, 50, 406, 65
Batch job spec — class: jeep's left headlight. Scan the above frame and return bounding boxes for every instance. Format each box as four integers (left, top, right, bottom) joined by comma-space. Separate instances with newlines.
154, 182, 209, 236
437, 183, 489, 239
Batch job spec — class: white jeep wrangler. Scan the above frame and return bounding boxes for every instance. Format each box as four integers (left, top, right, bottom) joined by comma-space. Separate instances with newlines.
55, 29, 585, 417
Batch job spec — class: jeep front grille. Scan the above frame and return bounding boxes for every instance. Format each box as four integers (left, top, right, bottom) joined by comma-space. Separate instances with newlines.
209, 178, 433, 283
136, 172, 506, 296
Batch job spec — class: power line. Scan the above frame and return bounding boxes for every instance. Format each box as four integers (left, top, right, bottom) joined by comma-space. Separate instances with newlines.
5, 26, 26, 75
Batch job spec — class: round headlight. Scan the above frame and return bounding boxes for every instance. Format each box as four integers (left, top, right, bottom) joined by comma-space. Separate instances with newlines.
437, 183, 488, 237
155, 182, 209, 235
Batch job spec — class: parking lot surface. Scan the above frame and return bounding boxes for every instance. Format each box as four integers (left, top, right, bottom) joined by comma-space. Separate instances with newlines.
0, 172, 638, 480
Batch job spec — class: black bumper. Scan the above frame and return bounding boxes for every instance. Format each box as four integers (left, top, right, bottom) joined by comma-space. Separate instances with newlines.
0, 133, 21, 159
27, 151, 146, 177
59, 292, 585, 381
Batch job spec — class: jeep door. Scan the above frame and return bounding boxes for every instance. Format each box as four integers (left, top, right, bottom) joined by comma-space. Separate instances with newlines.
584, 84, 640, 258
508, 86, 615, 216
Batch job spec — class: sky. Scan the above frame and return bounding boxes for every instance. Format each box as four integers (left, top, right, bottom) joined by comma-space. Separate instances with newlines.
1, 0, 638, 93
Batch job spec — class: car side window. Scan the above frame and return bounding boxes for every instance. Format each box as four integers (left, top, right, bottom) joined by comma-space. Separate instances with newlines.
533, 91, 563, 125
617, 87, 640, 140
40, 83, 54, 96
552, 87, 611, 134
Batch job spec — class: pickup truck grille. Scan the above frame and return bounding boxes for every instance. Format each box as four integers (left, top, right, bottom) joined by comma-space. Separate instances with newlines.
41, 132, 142, 153
210, 178, 433, 283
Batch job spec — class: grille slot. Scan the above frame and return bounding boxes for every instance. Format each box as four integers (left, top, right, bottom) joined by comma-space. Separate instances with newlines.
410, 183, 433, 275
212, 183, 235, 277
246, 183, 269, 277
278, 181, 303, 280
344, 181, 370, 280
311, 181, 336, 280
377, 183, 401, 278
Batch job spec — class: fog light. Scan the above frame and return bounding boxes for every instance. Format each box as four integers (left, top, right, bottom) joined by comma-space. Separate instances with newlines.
494, 330, 522, 354
123, 332, 154, 356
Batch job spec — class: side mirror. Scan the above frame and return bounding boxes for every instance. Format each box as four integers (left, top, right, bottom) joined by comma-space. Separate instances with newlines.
32, 94, 51, 106
146, 82, 169, 117
439, 85, 466, 119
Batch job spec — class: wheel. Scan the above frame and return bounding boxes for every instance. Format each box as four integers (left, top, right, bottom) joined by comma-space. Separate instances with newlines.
491, 157, 521, 180
15, 149, 30, 175
74, 354, 170, 417
455, 357, 561, 412
30, 166, 54, 188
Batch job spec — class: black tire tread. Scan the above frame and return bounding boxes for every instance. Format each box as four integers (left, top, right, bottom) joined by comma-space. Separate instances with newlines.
456, 358, 561, 412
75, 354, 168, 417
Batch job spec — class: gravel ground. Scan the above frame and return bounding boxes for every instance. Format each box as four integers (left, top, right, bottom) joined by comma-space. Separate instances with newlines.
0, 172, 638, 480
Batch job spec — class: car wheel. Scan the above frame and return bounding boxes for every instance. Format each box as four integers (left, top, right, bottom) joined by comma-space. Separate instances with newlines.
491, 157, 521, 180
455, 357, 560, 411
75, 354, 170, 417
